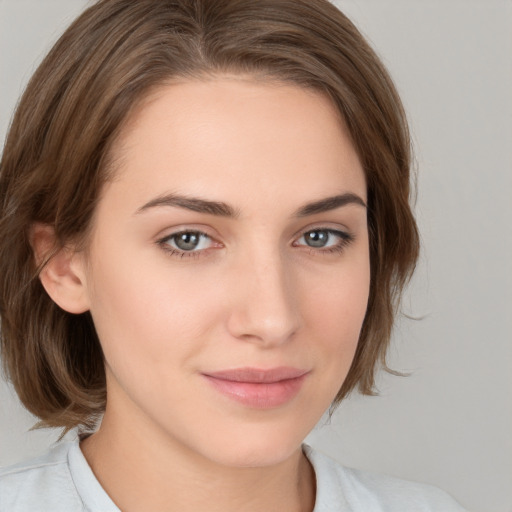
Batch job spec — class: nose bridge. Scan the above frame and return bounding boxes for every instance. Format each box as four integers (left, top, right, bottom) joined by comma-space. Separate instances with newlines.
227, 243, 300, 346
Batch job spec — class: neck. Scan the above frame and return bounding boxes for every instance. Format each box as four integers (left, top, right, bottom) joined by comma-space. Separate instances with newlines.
80, 404, 316, 512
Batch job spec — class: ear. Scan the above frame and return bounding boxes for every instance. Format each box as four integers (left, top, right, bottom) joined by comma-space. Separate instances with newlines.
30, 223, 90, 314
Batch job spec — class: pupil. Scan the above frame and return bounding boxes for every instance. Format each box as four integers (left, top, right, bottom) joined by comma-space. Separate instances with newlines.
306, 230, 328, 247
175, 232, 200, 251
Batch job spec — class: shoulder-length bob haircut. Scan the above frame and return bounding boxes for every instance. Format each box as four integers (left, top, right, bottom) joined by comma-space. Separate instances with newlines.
0, 0, 419, 432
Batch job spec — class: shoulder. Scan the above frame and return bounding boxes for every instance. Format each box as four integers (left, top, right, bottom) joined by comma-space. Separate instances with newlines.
0, 441, 85, 512
303, 444, 469, 512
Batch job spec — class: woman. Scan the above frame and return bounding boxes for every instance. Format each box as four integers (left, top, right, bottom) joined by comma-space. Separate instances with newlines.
0, 0, 467, 510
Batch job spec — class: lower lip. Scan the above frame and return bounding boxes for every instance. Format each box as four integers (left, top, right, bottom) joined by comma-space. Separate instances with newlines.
203, 374, 308, 409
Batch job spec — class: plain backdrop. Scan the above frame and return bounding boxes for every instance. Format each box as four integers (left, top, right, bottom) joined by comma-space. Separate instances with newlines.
1, 1, 511, 511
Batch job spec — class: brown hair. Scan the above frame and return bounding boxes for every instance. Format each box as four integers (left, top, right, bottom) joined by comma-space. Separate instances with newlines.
0, 0, 419, 432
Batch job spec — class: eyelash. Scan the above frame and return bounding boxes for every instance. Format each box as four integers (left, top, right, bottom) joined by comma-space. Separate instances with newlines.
296, 229, 354, 255
156, 228, 354, 259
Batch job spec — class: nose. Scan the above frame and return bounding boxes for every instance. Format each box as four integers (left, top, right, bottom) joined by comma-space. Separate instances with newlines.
226, 249, 301, 347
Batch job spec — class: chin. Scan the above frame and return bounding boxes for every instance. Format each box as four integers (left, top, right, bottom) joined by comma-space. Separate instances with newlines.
189, 418, 310, 469
212, 442, 303, 469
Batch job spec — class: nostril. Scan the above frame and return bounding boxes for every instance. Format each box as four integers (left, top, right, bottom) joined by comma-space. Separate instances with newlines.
225, 277, 300, 346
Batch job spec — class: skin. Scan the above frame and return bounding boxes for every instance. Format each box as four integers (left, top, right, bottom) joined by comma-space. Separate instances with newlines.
40, 76, 370, 511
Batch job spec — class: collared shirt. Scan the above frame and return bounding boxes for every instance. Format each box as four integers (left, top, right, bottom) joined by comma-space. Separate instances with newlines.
0, 440, 468, 511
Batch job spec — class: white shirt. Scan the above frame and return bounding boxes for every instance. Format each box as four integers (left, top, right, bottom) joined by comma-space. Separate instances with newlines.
0, 440, 468, 511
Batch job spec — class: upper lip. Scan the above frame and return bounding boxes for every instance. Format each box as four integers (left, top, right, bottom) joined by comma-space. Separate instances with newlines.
203, 367, 309, 383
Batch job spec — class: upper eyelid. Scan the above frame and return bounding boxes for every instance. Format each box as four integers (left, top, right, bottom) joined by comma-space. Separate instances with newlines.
291, 223, 352, 241
158, 223, 351, 237
158, 225, 349, 238
156, 226, 355, 262
157, 231, 217, 257
293, 228, 353, 246
158, 229, 216, 246
156, 225, 218, 242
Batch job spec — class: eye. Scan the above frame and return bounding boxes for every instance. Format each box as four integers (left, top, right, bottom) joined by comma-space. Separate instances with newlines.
158, 230, 215, 255
294, 228, 353, 253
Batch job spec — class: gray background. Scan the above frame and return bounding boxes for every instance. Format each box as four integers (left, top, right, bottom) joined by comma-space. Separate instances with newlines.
1, 1, 511, 511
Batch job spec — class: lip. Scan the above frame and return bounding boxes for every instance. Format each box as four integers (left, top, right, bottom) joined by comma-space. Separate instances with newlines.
202, 367, 309, 409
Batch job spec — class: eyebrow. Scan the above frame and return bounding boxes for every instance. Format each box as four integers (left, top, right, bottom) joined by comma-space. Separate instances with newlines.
136, 194, 240, 217
294, 193, 367, 217
135, 192, 366, 218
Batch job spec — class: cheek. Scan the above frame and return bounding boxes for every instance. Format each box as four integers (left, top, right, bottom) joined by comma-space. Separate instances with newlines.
301, 251, 370, 378
306, 255, 370, 337
85, 246, 222, 379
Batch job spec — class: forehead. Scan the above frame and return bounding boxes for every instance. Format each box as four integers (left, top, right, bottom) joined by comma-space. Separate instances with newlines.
103, 76, 366, 213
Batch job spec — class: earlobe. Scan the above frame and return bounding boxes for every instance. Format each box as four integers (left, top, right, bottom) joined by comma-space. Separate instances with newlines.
30, 223, 90, 314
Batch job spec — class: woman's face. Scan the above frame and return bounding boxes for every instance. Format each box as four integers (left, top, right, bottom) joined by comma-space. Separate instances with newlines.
78, 76, 370, 467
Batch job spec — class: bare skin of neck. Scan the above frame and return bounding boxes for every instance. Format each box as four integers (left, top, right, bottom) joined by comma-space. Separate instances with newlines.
80, 403, 316, 512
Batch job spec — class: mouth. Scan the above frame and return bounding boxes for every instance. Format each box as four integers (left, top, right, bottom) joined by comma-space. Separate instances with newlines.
202, 367, 309, 409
